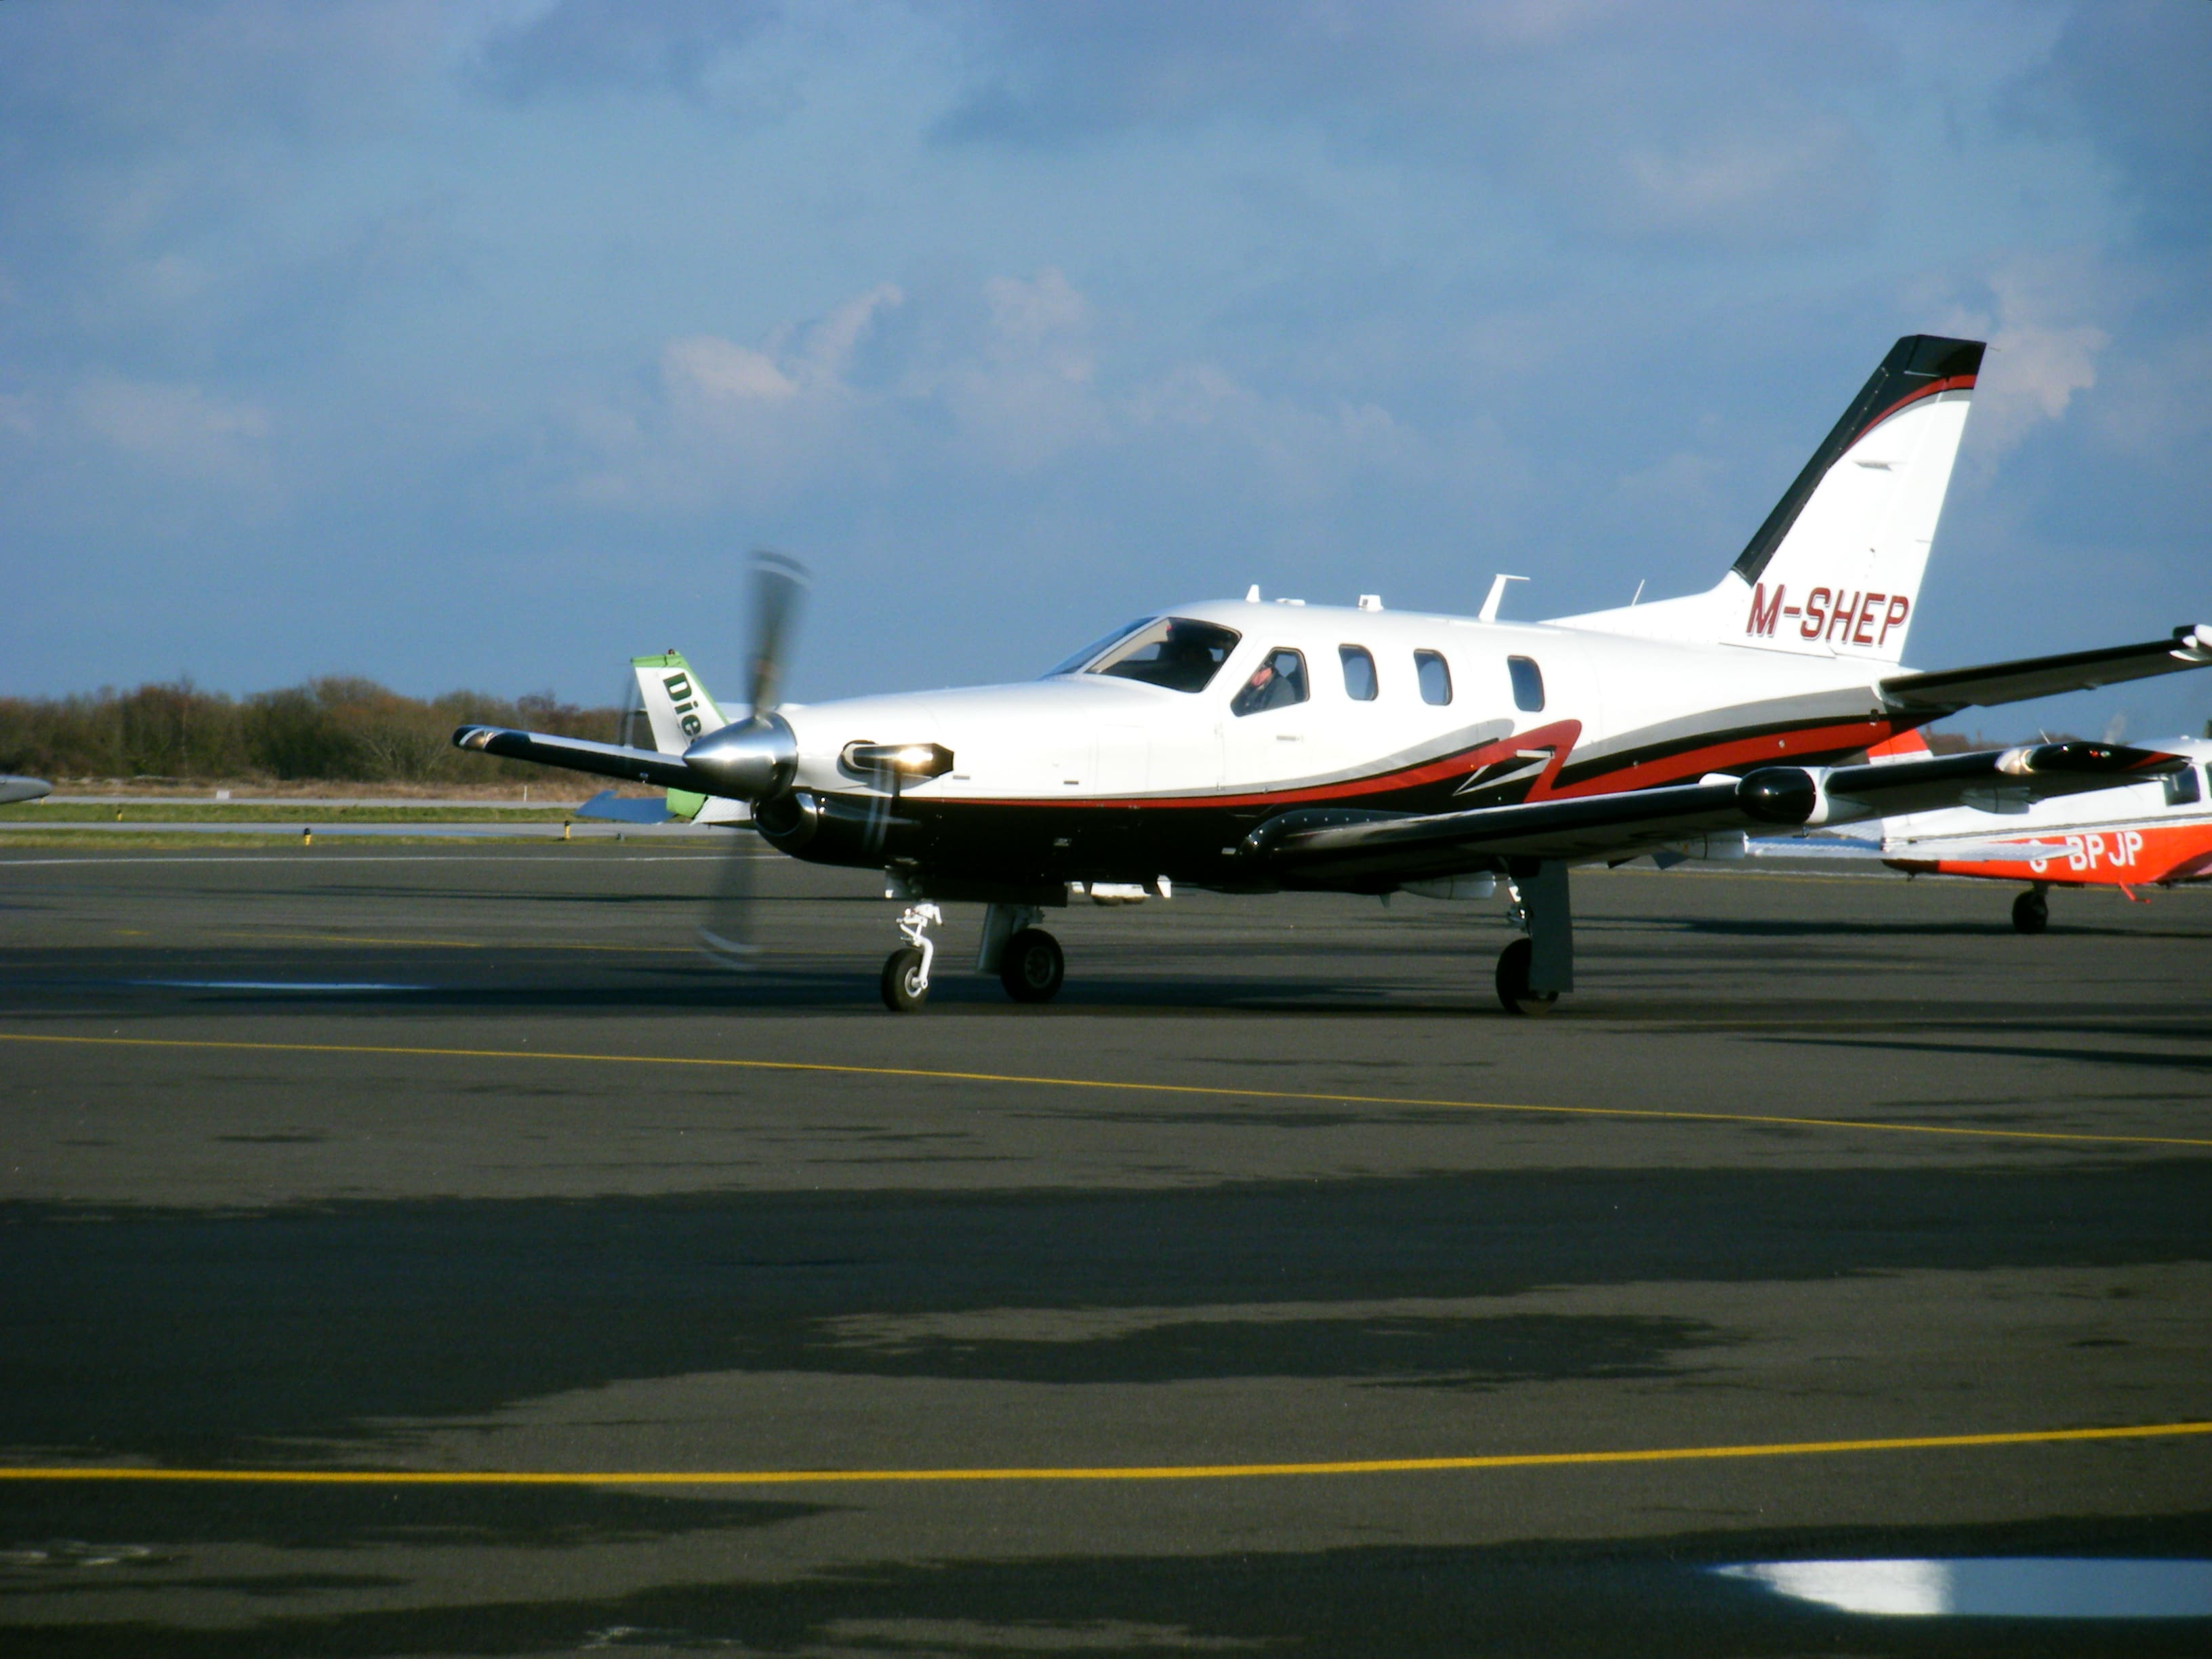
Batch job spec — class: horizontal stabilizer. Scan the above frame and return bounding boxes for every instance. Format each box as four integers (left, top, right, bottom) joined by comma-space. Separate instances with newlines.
575, 790, 676, 825
452, 725, 709, 793
1883, 626, 2212, 712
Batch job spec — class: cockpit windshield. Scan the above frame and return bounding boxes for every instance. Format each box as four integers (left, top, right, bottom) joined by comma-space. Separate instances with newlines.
1082, 617, 1241, 693
1042, 618, 1153, 679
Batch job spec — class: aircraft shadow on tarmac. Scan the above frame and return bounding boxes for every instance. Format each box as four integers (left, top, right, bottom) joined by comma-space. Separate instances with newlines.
5, 1162, 2207, 1465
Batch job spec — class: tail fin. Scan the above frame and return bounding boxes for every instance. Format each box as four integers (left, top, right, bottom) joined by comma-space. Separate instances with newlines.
1553, 335, 1982, 665
630, 652, 731, 754
1728, 334, 1981, 662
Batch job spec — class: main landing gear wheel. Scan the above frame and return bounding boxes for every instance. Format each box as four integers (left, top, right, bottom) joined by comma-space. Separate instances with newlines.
1494, 936, 1558, 1017
1000, 928, 1065, 1004
880, 946, 930, 1012
2012, 887, 2050, 935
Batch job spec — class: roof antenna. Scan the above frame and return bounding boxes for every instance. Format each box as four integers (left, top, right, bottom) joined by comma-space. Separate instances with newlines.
1479, 573, 1526, 623
1630, 580, 1645, 607
1244, 584, 1261, 602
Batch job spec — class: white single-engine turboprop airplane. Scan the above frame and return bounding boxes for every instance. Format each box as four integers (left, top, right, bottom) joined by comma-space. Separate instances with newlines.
458, 336, 2212, 1012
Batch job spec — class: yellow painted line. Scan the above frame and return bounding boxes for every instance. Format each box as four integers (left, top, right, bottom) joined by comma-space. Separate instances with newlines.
211, 930, 689, 956
1, 1032, 2209, 1149
3, 1420, 2207, 1488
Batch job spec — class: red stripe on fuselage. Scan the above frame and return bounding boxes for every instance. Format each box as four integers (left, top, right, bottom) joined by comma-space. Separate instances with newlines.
915, 715, 1906, 813
948, 722, 1583, 812
1539, 719, 1903, 799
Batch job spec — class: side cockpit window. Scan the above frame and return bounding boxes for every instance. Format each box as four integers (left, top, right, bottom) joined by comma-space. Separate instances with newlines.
1081, 617, 1242, 693
2163, 766, 2204, 808
1339, 645, 1378, 701
1508, 655, 1545, 713
1232, 649, 1309, 716
1414, 649, 1452, 706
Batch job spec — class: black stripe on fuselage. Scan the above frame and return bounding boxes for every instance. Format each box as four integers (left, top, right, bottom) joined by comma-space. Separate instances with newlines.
781, 707, 1923, 891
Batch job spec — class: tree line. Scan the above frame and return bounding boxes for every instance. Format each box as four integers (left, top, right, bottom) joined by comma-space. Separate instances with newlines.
0, 679, 620, 783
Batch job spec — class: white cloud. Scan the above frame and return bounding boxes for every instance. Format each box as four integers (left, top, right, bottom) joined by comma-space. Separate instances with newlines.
662, 335, 800, 404
1939, 258, 2114, 458
1616, 114, 1876, 245
68, 375, 270, 481
574, 268, 1430, 508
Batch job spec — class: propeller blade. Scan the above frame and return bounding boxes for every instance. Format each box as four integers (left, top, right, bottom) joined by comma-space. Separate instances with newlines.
699, 552, 806, 971
748, 550, 807, 714
863, 764, 901, 860
697, 822, 760, 969
615, 663, 648, 753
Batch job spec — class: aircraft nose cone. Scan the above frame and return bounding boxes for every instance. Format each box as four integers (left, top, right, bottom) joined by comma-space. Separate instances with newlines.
684, 714, 798, 799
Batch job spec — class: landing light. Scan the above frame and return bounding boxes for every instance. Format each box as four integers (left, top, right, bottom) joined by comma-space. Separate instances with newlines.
843, 741, 955, 781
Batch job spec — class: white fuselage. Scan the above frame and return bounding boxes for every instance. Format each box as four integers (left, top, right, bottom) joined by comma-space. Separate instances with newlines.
776, 596, 1902, 811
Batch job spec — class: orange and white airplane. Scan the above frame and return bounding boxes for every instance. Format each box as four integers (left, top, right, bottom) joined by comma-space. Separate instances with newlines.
1745, 730, 2212, 931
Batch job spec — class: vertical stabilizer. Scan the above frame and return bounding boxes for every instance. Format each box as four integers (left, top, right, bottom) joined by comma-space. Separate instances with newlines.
1551, 335, 1982, 665
1727, 334, 1981, 663
631, 653, 731, 754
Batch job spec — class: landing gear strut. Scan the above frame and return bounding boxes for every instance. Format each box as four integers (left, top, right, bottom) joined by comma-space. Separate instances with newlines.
880, 903, 942, 1012
2012, 884, 2050, 935
1496, 860, 1572, 1015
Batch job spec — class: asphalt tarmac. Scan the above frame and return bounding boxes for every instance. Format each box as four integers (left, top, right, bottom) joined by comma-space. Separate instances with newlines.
1, 844, 2208, 1656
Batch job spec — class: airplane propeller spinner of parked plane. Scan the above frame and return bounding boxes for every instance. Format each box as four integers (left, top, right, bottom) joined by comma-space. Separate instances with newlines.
457, 335, 2212, 1013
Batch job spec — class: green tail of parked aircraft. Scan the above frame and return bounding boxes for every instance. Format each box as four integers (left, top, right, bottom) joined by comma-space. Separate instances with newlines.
575, 652, 750, 827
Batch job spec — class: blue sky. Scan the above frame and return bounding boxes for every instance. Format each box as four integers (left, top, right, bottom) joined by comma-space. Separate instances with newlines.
3, 0, 2207, 739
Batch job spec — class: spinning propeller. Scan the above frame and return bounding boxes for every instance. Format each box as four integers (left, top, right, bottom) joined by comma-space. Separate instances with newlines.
691, 552, 808, 967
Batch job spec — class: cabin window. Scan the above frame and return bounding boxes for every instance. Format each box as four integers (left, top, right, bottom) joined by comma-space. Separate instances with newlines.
1414, 649, 1452, 706
1508, 655, 1545, 712
2165, 766, 2203, 808
1081, 617, 1242, 693
1231, 649, 1310, 716
1338, 645, 1378, 701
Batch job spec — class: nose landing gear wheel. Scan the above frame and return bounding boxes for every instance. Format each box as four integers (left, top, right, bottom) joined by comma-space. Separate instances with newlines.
1494, 935, 1559, 1017
880, 945, 930, 1012
1000, 927, 1065, 1004
2012, 887, 2050, 935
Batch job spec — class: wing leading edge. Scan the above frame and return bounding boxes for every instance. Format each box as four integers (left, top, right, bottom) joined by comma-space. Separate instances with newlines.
1881, 625, 2212, 713
453, 724, 710, 794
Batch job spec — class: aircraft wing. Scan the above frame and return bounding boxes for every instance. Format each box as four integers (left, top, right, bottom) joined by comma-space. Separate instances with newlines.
452, 725, 710, 793
1246, 743, 2183, 888
1742, 834, 2055, 866
1880, 625, 2212, 712
1809, 740, 2184, 819
1246, 770, 1821, 886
